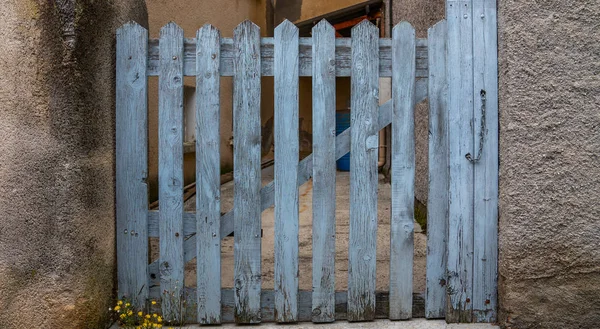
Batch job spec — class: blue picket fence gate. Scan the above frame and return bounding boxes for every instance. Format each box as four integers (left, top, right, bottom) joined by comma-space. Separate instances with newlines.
116, 14, 498, 325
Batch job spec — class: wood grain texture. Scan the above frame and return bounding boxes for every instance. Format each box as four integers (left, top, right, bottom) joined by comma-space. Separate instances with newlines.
233, 20, 262, 324
446, 0, 474, 323
148, 37, 429, 78
348, 20, 379, 322
273, 20, 300, 323
116, 22, 149, 309
196, 24, 221, 325
311, 20, 336, 324
148, 287, 426, 323
472, 0, 499, 322
158, 22, 185, 322
425, 19, 449, 320
146, 87, 429, 275
389, 21, 416, 321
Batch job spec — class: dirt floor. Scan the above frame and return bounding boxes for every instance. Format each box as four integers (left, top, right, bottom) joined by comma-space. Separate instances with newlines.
153, 166, 427, 294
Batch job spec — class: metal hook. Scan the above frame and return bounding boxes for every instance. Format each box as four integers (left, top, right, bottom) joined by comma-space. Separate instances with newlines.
466, 90, 487, 163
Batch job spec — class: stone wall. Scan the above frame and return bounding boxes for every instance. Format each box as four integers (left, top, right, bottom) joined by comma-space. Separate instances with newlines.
0, 1, 147, 328
497, 1, 600, 328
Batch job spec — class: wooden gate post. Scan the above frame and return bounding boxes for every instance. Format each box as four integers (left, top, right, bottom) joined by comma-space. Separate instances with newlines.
445, 0, 498, 323
471, 0, 499, 322
116, 22, 149, 309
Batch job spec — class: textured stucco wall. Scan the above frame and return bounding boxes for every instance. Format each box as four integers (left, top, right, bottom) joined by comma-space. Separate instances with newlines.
0, 1, 147, 328
497, 1, 600, 328
146, 0, 270, 202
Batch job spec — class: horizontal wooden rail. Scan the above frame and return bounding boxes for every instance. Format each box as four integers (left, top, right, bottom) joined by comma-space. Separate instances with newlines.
145, 288, 426, 322
148, 37, 428, 78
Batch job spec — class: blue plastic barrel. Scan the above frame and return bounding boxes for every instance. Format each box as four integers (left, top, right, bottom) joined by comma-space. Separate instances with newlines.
336, 111, 351, 171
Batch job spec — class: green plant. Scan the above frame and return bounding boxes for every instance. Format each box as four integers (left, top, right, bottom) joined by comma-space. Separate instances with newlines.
109, 298, 164, 329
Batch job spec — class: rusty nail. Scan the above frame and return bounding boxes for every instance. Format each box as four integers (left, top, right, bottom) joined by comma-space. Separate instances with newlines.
466, 298, 471, 303
485, 299, 491, 305
175, 232, 180, 237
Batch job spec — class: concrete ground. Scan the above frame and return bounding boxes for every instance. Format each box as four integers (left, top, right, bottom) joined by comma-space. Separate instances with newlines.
112, 319, 499, 328
174, 167, 428, 292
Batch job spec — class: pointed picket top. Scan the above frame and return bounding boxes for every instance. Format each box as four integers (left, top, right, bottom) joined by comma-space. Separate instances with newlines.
275, 19, 299, 37
117, 20, 147, 35
117, 21, 147, 32
160, 21, 183, 36
234, 19, 261, 34
428, 19, 447, 35
198, 23, 220, 35
393, 21, 415, 37
351, 19, 379, 35
197, 24, 221, 43
312, 18, 335, 34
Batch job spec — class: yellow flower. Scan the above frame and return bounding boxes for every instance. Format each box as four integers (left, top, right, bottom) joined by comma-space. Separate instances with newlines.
153, 313, 158, 318
126, 302, 131, 307
128, 310, 133, 316
119, 313, 126, 319
118, 300, 123, 306
138, 311, 143, 317
114, 305, 121, 311
145, 314, 151, 319
157, 316, 162, 322
151, 300, 157, 305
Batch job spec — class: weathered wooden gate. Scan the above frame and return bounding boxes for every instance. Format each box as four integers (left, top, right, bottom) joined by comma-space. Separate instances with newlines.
116, 9, 498, 325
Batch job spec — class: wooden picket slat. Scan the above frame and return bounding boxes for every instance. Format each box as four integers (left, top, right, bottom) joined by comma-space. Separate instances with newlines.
233, 20, 262, 324
425, 19, 449, 320
311, 19, 336, 323
273, 19, 300, 323
348, 20, 380, 322
117, 17, 500, 325
196, 24, 221, 325
158, 22, 185, 322
116, 22, 149, 309
147, 37, 430, 78
472, 0, 499, 322
145, 84, 429, 279
146, 85, 428, 285
212, 81, 426, 239
446, 0, 475, 322
389, 21, 416, 320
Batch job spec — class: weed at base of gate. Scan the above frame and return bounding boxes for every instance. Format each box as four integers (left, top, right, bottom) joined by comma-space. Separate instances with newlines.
159, 285, 197, 327
108, 298, 164, 328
